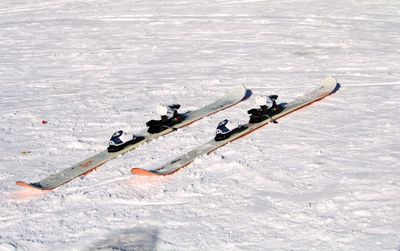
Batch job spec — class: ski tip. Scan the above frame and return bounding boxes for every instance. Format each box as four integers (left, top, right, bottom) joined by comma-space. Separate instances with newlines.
322, 75, 337, 85
238, 83, 247, 91
326, 75, 341, 94
16, 181, 49, 190
225, 84, 247, 99
131, 168, 160, 176
325, 75, 337, 81
320, 75, 340, 94
323, 75, 338, 85
232, 83, 247, 91
238, 84, 248, 94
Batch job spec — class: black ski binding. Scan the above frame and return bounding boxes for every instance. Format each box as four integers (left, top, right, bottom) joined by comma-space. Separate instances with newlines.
214, 119, 247, 141
146, 104, 184, 134
248, 95, 282, 123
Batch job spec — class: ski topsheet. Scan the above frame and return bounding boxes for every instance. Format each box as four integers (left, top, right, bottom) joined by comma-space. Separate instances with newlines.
132, 76, 339, 176
16, 84, 247, 190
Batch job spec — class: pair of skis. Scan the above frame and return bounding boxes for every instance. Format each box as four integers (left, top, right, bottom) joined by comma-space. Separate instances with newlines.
16, 76, 339, 190
132, 76, 339, 176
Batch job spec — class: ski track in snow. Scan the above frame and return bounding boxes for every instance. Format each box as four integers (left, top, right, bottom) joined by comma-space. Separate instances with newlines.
1, 0, 400, 250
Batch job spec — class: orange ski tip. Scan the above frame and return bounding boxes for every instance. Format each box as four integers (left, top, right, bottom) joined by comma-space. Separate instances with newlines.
15, 181, 48, 191
16, 181, 32, 188
131, 168, 159, 176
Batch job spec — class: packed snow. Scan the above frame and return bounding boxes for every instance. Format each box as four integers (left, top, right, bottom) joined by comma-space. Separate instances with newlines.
1, 0, 399, 250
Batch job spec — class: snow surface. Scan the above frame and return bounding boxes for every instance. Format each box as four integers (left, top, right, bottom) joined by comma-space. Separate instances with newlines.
1, 0, 400, 250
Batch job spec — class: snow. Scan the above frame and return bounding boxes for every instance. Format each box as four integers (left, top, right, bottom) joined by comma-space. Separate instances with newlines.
1, 0, 399, 250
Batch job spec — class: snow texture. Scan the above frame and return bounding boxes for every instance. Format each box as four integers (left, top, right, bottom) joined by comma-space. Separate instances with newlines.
1, 0, 399, 250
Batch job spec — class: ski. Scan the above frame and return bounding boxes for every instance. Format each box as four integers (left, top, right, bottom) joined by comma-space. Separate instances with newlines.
16, 84, 247, 190
131, 76, 339, 176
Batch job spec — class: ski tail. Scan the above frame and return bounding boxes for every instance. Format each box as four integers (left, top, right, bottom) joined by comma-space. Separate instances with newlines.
16, 181, 50, 191
131, 168, 161, 176
131, 166, 187, 176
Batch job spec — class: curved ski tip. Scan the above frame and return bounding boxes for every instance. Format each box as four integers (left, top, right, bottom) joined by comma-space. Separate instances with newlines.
131, 168, 159, 176
320, 75, 339, 93
225, 84, 247, 98
323, 75, 341, 94
237, 83, 247, 93
16, 181, 31, 188
323, 75, 338, 85
238, 83, 247, 90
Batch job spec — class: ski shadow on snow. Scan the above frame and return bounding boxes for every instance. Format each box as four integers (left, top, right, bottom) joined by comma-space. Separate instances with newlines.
332, 82, 341, 94
242, 89, 253, 101
93, 227, 159, 251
